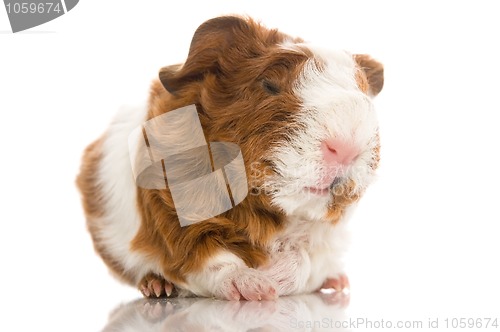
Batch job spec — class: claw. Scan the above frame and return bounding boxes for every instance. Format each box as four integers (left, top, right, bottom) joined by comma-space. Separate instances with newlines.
151, 280, 163, 298
165, 283, 173, 297
320, 274, 350, 292
141, 285, 151, 298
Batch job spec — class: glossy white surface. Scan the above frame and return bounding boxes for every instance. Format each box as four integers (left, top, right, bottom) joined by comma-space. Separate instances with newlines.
103, 293, 350, 331
1, 1, 500, 331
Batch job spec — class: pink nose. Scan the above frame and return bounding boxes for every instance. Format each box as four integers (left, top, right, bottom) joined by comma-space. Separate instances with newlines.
321, 138, 359, 166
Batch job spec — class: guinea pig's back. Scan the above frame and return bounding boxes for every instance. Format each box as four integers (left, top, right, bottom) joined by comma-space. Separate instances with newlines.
76, 103, 159, 285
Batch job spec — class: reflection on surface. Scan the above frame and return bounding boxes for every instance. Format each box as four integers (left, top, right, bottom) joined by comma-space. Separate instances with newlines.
103, 292, 350, 331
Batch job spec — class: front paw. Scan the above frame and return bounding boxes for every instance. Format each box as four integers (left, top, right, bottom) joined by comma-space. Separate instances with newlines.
318, 273, 349, 292
138, 273, 176, 298
214, 268, 278, 301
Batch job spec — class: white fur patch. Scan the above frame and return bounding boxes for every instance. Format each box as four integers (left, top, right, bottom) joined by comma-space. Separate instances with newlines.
185, 252, 246, 296
185, 251, 278, 300
267, 44, 379, 219
186, 211, 353, 298
96, 104, 162, 283
262, 210, 353, 295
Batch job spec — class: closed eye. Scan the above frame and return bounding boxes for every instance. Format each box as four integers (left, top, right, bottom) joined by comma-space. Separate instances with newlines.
262, 80, 281, 95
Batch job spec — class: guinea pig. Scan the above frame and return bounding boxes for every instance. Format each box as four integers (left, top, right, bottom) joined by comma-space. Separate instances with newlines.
76, 15, 384, 301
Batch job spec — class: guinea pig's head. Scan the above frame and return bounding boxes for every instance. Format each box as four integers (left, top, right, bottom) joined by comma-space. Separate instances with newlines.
159, 16, 384, 222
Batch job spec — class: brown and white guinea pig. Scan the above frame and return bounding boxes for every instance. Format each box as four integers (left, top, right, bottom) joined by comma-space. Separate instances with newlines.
77, 15, 384, 301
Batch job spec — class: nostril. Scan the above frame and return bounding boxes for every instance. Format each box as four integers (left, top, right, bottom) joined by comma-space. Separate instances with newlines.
326, 145, 337, 155
321, 138, 359, 166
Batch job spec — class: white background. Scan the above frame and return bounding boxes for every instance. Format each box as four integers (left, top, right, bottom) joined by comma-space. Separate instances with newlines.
1, 1, 499, 331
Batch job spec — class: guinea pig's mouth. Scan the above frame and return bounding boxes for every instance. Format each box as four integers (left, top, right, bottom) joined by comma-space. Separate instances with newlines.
304, 177, 344, 196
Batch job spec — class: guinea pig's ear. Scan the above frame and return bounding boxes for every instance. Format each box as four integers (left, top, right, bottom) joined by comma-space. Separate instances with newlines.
159, 16, 252, 95
354, 54, 384, 97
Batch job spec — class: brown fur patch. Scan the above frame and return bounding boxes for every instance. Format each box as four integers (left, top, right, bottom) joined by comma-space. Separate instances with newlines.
76, 138, 105, 219
371, 133, 381, 171
326, 179, 361, 223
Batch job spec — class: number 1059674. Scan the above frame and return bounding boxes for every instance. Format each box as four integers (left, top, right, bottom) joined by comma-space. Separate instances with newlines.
5, 2, 62, 14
